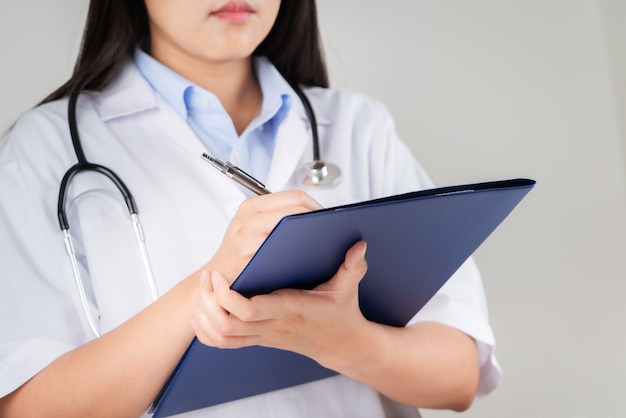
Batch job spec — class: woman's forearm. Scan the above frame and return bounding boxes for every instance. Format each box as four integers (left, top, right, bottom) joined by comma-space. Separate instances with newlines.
323, 320, 480, 411
0, 273, 200, 418
194, 242, 481, 412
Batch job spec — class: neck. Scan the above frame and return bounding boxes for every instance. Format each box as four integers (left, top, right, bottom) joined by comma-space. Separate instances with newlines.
150, 45, 262, 136
190, 59, 262, 136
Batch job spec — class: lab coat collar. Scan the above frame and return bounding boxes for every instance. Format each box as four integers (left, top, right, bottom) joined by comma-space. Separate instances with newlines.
265, 82, 334, 191
287, 85, 332, 126
94, 61, 207, 159
95, 59, 335, 125
265, 107, 309, 191
96, 61, 161, 122
93, 60, 334, 192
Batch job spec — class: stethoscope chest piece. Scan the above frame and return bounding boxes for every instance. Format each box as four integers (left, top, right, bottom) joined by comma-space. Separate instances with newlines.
299, 160, 342, 188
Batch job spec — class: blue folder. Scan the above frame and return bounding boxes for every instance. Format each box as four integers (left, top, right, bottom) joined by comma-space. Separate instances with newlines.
151, 178, 535, 417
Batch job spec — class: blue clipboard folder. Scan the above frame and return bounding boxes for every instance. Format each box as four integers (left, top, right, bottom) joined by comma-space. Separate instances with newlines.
151, 178, 536, 417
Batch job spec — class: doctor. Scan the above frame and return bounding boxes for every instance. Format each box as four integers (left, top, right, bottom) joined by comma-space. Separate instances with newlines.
0, 0, 500, 417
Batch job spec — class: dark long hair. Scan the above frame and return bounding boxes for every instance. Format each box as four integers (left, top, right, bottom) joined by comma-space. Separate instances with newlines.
41, 0, 329, 105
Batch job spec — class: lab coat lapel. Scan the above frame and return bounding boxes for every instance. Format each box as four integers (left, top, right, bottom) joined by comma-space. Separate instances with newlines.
98, 61, 207, 158
266, 109, 310, 192
98, 61, 309, 194
164, 108, 207, 156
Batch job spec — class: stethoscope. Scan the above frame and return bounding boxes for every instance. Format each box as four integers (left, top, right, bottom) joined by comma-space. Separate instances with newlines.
58, 73, 342, 338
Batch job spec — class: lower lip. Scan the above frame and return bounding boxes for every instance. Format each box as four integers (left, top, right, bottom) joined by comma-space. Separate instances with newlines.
211, 10, 252, 23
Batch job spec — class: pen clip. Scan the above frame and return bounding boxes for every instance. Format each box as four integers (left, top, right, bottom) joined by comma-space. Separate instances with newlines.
228, 163, 266, 188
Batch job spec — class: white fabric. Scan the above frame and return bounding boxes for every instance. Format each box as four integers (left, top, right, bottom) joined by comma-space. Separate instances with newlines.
0, 61, 499, 417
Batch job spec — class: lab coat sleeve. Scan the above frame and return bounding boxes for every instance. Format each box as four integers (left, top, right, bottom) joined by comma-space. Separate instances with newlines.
358, 95, 502, 397
0, 107, 90, 398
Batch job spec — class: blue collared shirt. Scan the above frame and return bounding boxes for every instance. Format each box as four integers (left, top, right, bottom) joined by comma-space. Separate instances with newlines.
134, 47, 293, 185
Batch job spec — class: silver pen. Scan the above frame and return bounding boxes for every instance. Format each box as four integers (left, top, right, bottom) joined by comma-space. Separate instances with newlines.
201, 153, 271, 195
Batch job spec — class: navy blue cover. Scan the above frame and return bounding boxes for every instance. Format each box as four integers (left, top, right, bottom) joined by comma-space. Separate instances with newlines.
151, 178, 535, 417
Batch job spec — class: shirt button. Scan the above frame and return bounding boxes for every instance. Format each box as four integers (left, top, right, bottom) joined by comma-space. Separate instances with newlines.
257, 125, 265, 132
201, 99, 210, 109
233, 152, 242, 164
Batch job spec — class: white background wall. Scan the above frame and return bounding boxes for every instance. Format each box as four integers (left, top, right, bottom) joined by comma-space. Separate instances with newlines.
1, 1, 625, 418
317, 2, 626, 417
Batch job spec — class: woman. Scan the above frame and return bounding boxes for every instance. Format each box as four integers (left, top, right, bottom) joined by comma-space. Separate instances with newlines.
0, 1, 500, 416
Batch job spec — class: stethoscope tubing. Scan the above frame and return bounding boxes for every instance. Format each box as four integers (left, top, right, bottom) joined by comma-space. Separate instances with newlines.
288, 81, 321, 161
59, 74, 158, 337
58, 162, 138, 230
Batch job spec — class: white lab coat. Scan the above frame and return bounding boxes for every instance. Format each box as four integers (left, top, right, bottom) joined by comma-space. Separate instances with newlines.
0, 61, 500, 417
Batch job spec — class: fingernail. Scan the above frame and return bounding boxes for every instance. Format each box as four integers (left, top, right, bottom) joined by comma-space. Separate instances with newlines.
359, 241, 367, 259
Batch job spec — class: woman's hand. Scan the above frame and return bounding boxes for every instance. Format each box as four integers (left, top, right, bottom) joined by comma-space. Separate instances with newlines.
207, 190, 323, 283
191, 241, 372, 369
191, 240, 480, 410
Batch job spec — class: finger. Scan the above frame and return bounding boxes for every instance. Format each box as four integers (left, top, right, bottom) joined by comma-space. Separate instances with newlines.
223, 192, 322, 261
211, 271, 267, 323
343, 240, 368, 273
241, 204, 316, 237
193, 271, 229, 332
317, 241, 368, 291
193, 308, 260, 348
240, 189, 323, 215
191, 271, 226, 342
193, 272, 262, 347
212, 271, 303, 323
192, 319, 259, 349
243, 290, 304, 322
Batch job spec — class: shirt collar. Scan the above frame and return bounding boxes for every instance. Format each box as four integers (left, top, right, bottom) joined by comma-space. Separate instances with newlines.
254, 56, 293, 124
134, 46, 191, 119
133, 46, 294, 124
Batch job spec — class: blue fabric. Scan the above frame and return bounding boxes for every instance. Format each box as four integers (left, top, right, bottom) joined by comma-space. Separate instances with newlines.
134, 47, 293, 184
